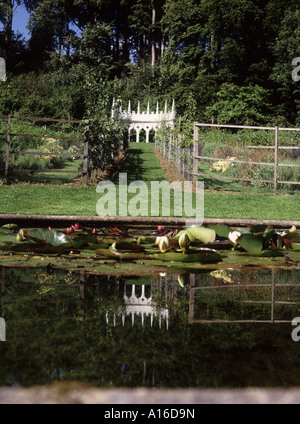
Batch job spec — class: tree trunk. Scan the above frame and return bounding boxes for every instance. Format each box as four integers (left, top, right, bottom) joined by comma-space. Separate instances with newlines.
66, 21, 70, 57
5, 0, 14, 47
151, 0, 156, 67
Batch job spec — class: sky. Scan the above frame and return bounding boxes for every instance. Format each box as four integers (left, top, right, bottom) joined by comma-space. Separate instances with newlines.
12, 3, 31, 40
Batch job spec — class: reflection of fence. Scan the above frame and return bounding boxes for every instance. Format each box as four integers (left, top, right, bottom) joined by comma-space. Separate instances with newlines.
0, 114, 89, 184
189, 269, 300, 324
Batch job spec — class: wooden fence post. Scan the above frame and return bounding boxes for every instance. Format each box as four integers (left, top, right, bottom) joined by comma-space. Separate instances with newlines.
181, 147, 185, 178
186, 146, 190, 181
4, 114, 11, 179
83, 122, 89, 185
1, 267, 5, 319
193, 123, 199, 189
168, 135, 171, 163
274, 126, 278, 195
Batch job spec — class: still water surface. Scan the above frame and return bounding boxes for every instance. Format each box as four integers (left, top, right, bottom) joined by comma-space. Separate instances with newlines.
1, 266, 300, 388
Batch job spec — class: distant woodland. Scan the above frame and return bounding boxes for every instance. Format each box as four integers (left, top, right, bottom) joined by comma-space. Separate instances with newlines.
1, 0, 300, 126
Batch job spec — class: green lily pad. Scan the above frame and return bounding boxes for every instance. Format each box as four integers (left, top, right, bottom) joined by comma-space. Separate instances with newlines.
95, 249, 147, 260
23, 229, 72, 246
234, 227, 252, 235
71, 235, 98, 249
95, 247, 222, 263
176, 226, 216, 243
249, 224, 269, 234
207, 224, 231, 238
147, 250, 222, 263
236, 233, 263, 252
1, 242, 68, 254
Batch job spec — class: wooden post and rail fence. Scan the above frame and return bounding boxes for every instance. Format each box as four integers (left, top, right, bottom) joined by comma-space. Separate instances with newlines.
155, 122, 300, 195
2, 115, 300, 193
0, 114, 89, 184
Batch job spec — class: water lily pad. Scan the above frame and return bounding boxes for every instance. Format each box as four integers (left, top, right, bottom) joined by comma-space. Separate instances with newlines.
95, 249, 147, 260
1, 242, 67, 254
176, 227, 216, 243
23, 229, 72, 246
282, 232, 300, 248
148, 250, 222, 263
71, 235, 98, 248
236, 233, 263, 252
207, 224, 231, 238
95, 247, 222, 263
1, 223, 20, 231
249, 224, 269, 234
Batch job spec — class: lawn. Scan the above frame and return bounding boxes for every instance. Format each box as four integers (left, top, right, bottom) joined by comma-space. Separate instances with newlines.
0, 142, 299, 222
0, 184, 299, 221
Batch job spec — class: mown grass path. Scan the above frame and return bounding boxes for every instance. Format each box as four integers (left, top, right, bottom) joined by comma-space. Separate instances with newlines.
112, 142, 168, 184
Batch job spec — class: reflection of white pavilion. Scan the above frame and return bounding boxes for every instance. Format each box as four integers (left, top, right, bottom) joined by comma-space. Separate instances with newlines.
106, 284, 169, 330
113, 99, 175, 144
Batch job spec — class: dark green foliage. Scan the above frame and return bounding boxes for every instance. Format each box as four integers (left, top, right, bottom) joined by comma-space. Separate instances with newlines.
83, 75, 129, 173
205, 83, 274, 125
1, 0, 300, 126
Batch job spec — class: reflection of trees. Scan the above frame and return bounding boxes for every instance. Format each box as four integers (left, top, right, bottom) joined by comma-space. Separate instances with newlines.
1, 267, 300, 388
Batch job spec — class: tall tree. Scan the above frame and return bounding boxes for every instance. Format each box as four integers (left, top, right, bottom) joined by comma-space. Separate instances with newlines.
0, 0, 26, 71
24, 0, 79, 66
270, 1, 300, 124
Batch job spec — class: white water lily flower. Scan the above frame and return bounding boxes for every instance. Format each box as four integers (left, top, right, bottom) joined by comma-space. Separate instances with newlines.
157, 236, 170, 253
228, 231, 241, 245
178, 232, 190, 250
277, 231, 287, 237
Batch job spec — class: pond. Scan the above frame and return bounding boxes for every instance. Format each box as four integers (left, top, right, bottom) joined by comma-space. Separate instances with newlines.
1, 266, 300, 389
0, 222, 300, 389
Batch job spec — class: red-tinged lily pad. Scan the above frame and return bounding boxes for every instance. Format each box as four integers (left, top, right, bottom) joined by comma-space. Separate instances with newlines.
282, 232, 300, 248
